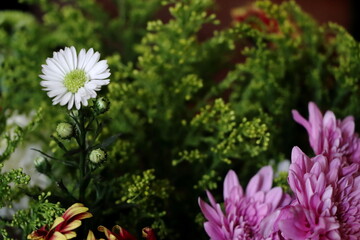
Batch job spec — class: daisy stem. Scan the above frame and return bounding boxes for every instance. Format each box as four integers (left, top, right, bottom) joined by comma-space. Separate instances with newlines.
78, 110, 87, 203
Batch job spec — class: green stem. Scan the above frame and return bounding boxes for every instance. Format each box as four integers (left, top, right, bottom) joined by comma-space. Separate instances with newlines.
78, 111, 87, 203
57, 180, 78, 202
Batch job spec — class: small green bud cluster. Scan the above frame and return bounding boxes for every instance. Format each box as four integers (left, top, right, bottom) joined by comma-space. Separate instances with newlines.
116, 169, 171, 205
0, 228, 12, 240
10, 192, 64, 233
194, 170, 221, 190
172, 149, 207, 166
0, 164, 30, 208
274, 171, 291, 194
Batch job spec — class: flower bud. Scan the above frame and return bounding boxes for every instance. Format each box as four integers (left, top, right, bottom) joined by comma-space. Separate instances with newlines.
34, 156, 50, 174
56, 122, 73, 139
94, 97, 110, 114
89, 148, 107, 163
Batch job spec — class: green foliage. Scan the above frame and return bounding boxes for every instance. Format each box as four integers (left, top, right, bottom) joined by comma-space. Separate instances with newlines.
173, 99, 269, 190
113, 169, 172, 238
9, 192, 64, 239
0, 164, 30, 208
20, 0, 161, 60
186, 99, 269, 163
108, 0, 220, 133
105, 1, 273, 236
194, 170, 221, 190
203, 0, 360, 156
0, 109, 42, 163
274, 171, 290, 194
0, 229, 13, 240
324, 23, 360, 117
0, 127, 25, 164
1, 0, 162, 138
109, 139, 135, 164
0, 11, 47, 113
173, 99, 269, 175
116, 169, 171, 205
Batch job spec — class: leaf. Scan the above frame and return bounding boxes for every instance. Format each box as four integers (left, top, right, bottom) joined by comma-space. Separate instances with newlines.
30, 148, 60, 161
92, 133, 122, 150
51, 135, 68, 152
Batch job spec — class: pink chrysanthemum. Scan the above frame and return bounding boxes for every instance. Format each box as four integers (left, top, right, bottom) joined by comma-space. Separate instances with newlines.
263, 103, 360, 239
269, 147, 360, 239
199, 166, 291, 240
292, 102, 360, 165
275, 147, 341, 239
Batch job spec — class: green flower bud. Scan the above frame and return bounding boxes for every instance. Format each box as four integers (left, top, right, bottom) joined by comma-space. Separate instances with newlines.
89, 148, 107, 163
34, 156, 50, 174
94, 97, 110, 114
56, 122, 73, 139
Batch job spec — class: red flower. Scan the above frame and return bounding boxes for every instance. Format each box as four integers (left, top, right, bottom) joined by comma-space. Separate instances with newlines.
28, 203, 92, 240
95, 225, 156, 240
231, 5, 280, 34
98, 225, 137, 240
141, 227, 156, 240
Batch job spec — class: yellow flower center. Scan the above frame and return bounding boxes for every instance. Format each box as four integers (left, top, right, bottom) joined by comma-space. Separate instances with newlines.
64, 69, 87, 93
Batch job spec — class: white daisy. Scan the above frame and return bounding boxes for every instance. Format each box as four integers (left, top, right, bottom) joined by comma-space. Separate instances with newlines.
40, 46, 110, 110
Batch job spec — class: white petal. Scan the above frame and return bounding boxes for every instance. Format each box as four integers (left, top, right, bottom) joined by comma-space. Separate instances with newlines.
80, 48, 94, 70
52, 91, 68, 104
55, 50, 71, 73
47, 56, 65, 72
40, 80, 64, 88
45, 58, 66, 76
64, 47, 74, 70
82, 98, 89, 106
84, 51, 100, 73
88, 60, 108, 77
81, 95, 90, 106
60, 92, 72, 106
39, 74, 63, 82
41, 68, 65, 80
47, 88, 67, 98
88, 79, 110, 87
74, 93, 82, 110
70, 46, 78, 69
67, 94, 75, 110
77, 49, 87, 70
90, 72, 111, 80
86, 82, 97, 90
84, 85, 98, 98
84, 86, 96, 98
77, 87, 86, 97
78, 88, 91, 106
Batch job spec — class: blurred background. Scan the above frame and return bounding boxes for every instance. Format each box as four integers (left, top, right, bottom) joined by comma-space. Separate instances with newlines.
1, 0, 359, 40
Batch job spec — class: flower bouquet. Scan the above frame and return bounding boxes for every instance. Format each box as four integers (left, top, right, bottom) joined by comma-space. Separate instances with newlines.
1, 0, 360, 239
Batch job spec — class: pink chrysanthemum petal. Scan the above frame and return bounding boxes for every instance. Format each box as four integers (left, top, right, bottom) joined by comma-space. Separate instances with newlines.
200, 166, 290, 240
